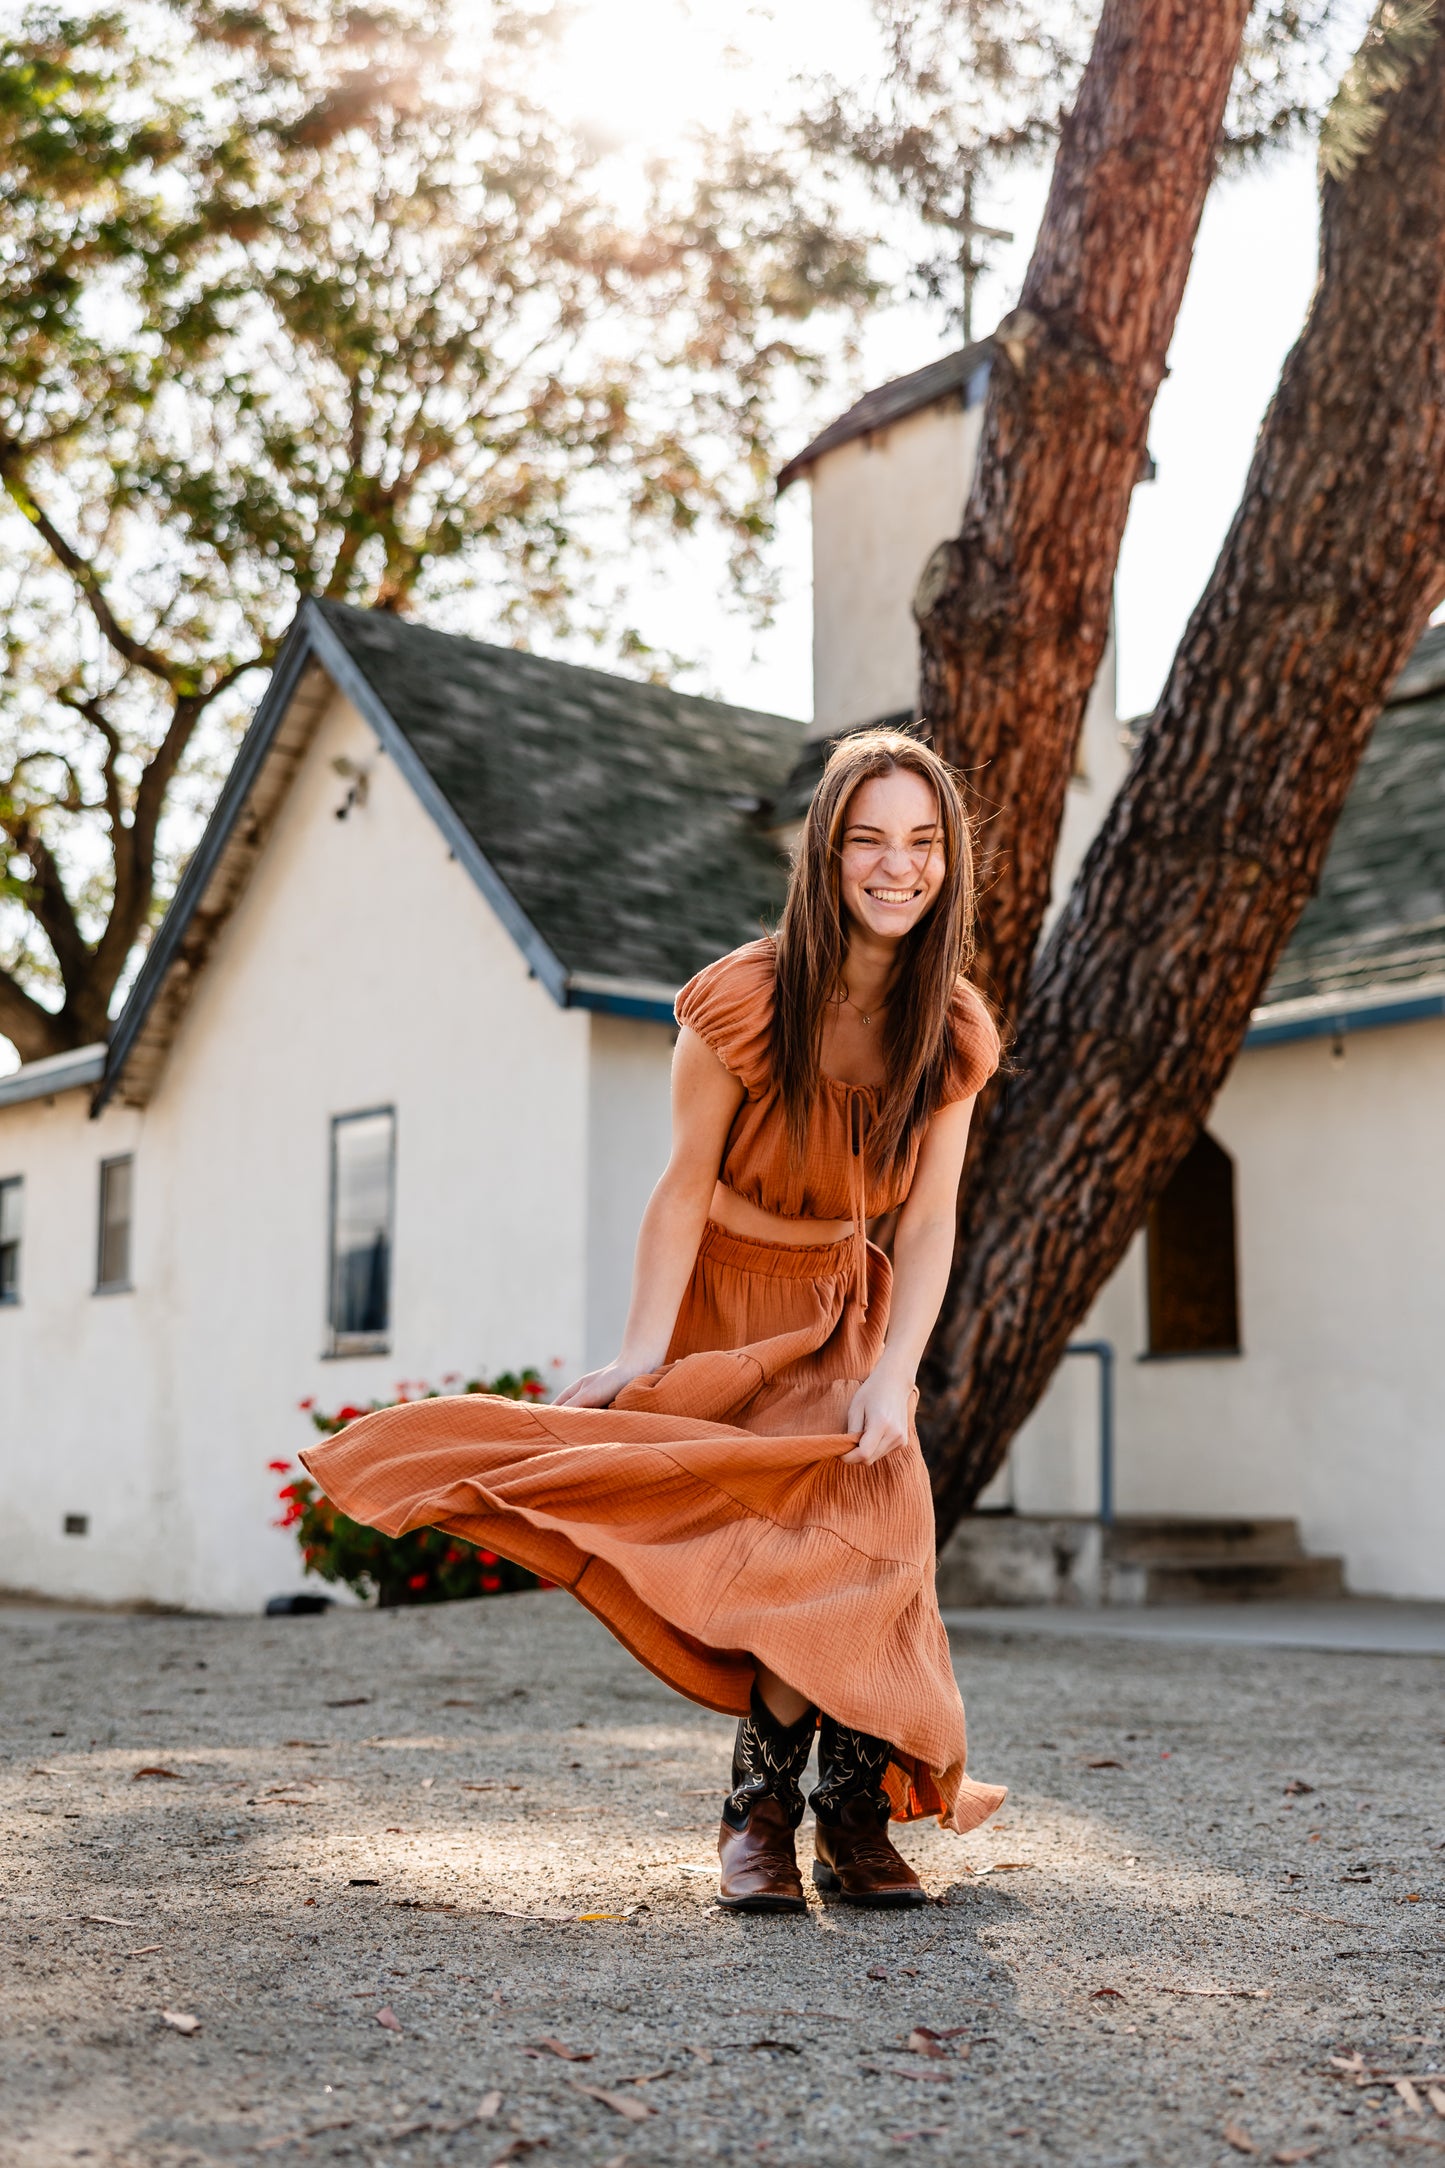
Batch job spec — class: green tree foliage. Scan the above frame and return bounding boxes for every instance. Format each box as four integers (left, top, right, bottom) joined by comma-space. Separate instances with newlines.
0, 0, 872, 1062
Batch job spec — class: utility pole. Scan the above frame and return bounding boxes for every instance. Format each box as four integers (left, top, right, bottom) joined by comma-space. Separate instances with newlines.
956, 170, 1013, 342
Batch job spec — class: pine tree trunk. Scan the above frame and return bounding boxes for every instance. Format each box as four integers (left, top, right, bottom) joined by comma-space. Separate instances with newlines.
917, 0, 1254, 1024
920, 10, 1445, 1533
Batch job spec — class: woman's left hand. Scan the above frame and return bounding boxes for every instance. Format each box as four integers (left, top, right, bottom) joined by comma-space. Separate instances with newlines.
843, 1366, 919, 1464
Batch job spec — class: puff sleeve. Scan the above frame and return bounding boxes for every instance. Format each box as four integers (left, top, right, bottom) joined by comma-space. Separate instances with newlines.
673, 938, 776, 1096
942, 979, 1002, 1103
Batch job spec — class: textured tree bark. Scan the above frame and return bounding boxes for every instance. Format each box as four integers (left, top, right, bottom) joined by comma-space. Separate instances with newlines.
916, 0, 1253, 1025
922, 10, 1445, 1534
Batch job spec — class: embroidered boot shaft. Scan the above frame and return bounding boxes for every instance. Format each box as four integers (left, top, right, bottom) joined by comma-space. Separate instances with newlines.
717, 1684, 818, 1915
723, 1685, 818, 1832
809, 1715, 892, 1821
810, 1714, 926, 1908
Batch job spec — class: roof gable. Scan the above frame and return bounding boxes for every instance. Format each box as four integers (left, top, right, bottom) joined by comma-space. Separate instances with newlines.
98, 600, 801, 1109
777, 340, 994, 491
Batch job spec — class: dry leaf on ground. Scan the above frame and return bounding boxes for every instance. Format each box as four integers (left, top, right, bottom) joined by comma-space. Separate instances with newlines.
1397, 2080, 1425, 2114
257, 2120, 354, 2151
570, 2081, 652, 2123
160, 2010, 200, 2036
1090, 1988, 1126, 2001
375, 2006, 402, 2032
1273, 2147, 1321, 2163
906, 2029, 949, 2058
526, 2037, 594, 2061
477, 2092, 502, 2120
1086, 1758, 1125, 1770
1427, 2088, 1445, 2119
1223, 2123, 1259, 2155
133, 1767, 183, 1781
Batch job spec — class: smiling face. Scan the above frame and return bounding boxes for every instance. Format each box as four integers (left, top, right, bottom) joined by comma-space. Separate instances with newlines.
836, 766, 947, 945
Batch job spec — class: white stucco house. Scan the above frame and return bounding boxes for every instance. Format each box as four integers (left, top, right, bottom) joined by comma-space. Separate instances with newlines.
0, 603, 803, 1609
2, 334, 1442, 1610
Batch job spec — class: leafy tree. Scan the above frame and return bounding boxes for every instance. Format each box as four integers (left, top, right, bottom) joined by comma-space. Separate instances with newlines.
0, 0, 869, 1063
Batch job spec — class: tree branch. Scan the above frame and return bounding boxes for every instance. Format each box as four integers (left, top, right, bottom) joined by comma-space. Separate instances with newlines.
922, 2, 1445, 1532
0, 451, 183, 689
0, 967, 68, 1066
917, 0, 1254, 1025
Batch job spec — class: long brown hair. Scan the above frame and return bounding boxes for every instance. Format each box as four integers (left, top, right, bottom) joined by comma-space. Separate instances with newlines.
771, 728, 978, 1173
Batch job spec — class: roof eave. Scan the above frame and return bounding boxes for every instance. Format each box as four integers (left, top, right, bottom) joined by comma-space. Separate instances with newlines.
777, 344, 994, 492
564, 971, 678, 1025
1245, 974, 1445, 1048
0, 1042, 108, 1110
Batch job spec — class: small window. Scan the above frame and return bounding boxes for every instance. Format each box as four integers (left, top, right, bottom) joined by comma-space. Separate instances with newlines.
96, 1155, 134, 1293
328, 1109, 395, 1354
0, 1176, 21, 1302
1145, 1130, 1241, 1356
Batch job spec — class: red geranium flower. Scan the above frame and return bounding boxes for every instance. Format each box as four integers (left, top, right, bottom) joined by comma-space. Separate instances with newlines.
267, 1458, 292, 1473
478, 1549, 499, 1566
408, 1571, 428, 1590
480, 1572, 501, 1592
522, 1379, 545, 1399
297, 1397, 315, 1412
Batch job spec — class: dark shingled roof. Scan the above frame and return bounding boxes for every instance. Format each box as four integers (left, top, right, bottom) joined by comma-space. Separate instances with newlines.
98, 600, 805, 1106
317, 602, 802, 995
777, 340, 993, 491
1267, 621, 1445, 1005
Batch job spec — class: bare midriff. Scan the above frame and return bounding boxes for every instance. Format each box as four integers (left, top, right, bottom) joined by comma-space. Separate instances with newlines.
708, 1181, 854, 1248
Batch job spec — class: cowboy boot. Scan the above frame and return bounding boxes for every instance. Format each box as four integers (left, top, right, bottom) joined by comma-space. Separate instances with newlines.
810, 1714, 926, 1907
717, 1684, 818, 1914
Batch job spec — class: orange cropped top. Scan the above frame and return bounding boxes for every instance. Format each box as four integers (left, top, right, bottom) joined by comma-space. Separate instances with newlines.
674, 939, 1001, 1308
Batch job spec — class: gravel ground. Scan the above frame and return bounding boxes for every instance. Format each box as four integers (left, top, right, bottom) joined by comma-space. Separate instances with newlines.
3, 1590, 1443, 2168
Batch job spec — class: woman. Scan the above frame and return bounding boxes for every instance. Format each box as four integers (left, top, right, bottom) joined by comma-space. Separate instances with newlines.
301, 728, 1006, 1914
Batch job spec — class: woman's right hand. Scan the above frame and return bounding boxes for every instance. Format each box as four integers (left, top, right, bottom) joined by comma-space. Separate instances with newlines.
553, 1356, 657, 1410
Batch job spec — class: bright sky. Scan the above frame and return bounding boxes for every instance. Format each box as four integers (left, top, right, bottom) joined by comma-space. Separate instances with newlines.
537, 0, 1329, 724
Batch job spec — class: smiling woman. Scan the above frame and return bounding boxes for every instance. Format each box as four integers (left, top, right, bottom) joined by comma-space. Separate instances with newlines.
301, 728, 1007, 1919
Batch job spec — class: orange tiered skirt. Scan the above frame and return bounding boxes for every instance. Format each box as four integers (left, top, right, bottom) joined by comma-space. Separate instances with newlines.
299, 1221, 1005, 1833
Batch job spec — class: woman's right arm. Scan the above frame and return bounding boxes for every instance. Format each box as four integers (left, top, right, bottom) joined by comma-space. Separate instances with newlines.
553, 1025, 745, 1409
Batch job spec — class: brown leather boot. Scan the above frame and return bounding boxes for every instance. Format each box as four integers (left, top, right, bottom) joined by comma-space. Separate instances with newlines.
810, 1715, 926, 1907
717, 1685, 817, 1915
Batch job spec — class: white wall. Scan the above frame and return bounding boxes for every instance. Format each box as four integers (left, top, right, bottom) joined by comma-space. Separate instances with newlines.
806, 392, 1128, 905
0, 688, 596, 1611
810, 399, 984, 738
1000, 1018, 1445, 1600
584, 1013, 675, 1368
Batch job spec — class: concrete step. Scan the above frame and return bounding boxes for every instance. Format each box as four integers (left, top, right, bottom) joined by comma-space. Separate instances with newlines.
1104, 1516, 1306, 1567
1141, 1554, 1348, 1605
934, 1512, 1349, 1610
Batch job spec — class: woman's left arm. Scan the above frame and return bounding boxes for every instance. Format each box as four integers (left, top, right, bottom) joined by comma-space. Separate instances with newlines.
844, 1094, 975, 1465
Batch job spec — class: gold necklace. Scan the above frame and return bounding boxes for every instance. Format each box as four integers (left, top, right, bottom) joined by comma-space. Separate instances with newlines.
840, 987, 885, 1028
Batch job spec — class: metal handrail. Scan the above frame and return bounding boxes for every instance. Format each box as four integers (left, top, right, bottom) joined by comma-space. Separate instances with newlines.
1065, 1339, 1116, 1525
